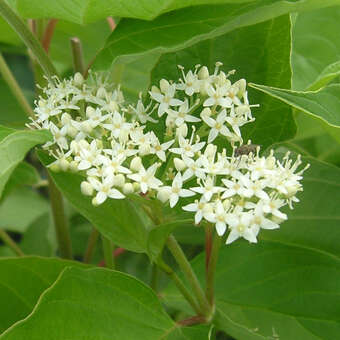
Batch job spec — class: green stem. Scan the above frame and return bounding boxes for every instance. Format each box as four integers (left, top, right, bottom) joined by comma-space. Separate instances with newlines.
0, 229, 24, 256
0, 53, 34, 118
158, 261, 201, 316
101, 234, 114, 269
70, 37, 85, 75
83, 227, 99, 263
166, 235, 211, 316
150, 263, 159, 291
206, 232, 222, 305
48, 174, 73, 259
0, 1, 57, 79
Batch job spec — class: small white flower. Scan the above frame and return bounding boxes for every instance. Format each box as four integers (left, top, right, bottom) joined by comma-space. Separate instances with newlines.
182, 198, 211, 225
262, 198, 287, 220
161, 173, 195, 207
191, 176, 224, 201
88, 176, 125, 205
203, 85, 232, 108
226, 212, 258, 244
149, 83, 183, 116
168, 100, 201, 127
128, 163, 163, 194
202, 109, 233, 143
170, 134, 205, 158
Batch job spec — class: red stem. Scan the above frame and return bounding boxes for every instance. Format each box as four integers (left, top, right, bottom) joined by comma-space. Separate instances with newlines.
177, 315, 206, 326
98, 247, 125, 267
106, 17, 116, 31
42, 19, 58, 53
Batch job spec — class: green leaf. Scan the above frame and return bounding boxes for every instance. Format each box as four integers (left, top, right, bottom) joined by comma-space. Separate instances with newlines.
0, 266, 209, 339
0, 127, 51, 198
0, 17, 22, 46
10, 0, 316, 24
163, 156, 340, 339
292, 6, 340, 90
94, 1, 340, 72
38, 151, 150, 253
2, 161, 41, 199
20, 213, 57, 256
150, 14, 295, 148
307, 60, 340, 91
249, 83, 340, 129
0, 187, 49, 233
0, 257, 87, 333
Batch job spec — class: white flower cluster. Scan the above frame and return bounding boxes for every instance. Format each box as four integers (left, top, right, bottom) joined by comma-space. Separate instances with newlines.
30, 63, 309, 244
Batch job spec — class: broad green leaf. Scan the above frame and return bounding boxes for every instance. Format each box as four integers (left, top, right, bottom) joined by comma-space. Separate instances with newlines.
0, 266, 209, 339
0, 17, 22, 46
0, 187, 49, 233
0, 79, 31, 128
150, 15, 295, 148
38, 151, 150, 253
0, 257, 87, 333
250, 83, 340, 129
163, 156, 340, 339
307, 60, 340, 91
292, 6, 340, 90
20, 213, 57, 256
0, 127, 51, 197
2, 161, 41, 199
10, 0, 307, 24
94, 1, 340, 72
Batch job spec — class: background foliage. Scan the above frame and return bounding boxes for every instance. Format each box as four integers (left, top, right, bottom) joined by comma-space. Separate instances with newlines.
0, 1, 340, 339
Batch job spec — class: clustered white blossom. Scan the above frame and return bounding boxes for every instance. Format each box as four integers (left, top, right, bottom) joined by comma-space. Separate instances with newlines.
29, 63, 309, 245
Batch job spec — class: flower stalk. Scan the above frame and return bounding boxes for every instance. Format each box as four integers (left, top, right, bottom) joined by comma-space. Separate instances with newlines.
101, 234, 115, 269
205, 231, 222, 305
83, 227, 99, 263
70, 37, 85, 75
48, 174, 73, 259
166, 234, 212, 317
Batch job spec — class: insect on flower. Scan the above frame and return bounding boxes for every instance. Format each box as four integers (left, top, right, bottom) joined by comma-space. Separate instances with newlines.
234, 143, 260, 157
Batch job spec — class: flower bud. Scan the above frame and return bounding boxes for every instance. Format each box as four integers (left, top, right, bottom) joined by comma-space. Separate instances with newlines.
204, 144, 217, 159
61, 113, 72, 125
113, 174, 125, 187
176, 124, 188, 138
198, 66, 209, 80
81, 121, 92, 134
123, 183, 134, 195
92, 197, 100, 206
74, 72, 84, 87
49, 161, 60, 172
59, 158, 69, 172
130, 157, 142, 172
157, 187, 171, 203
133, 182, 140, 192
69, 160, 79, 172
67, 125, 78, 138
234, 79, 246, 96
160, 79, 170, 93
151, 85, 160, 94
174, 158, 186, 172
96, 87, 107, 99
86, 106, 96, 118
81, 181, 93, 196
108, 100, 118, 112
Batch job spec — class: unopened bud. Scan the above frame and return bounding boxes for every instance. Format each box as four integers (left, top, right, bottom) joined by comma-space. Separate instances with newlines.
176, 124, 188, 138
59, 159, 69, 172
74, 72, 84, 87
123, 183, 134, 194
198, 66, 209, 80
174, 158, 186, 172
113, 174, 125, 187
81, 181, 93, 196
86, 106, 96, 118
157, 187, 171, 203
133, 182, 140, 192
96, 87, 107, 99
130, 157, 142, 172
201, 107, 211, 119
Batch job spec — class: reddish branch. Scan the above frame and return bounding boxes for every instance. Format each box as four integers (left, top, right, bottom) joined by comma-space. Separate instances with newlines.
98, 247, 125, 267
42, 19, 58, 53
177, 315, 206, 326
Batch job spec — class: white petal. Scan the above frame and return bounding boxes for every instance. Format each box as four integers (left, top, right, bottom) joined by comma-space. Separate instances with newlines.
169, 193, 179, 208
182, 203, 198, 212
243, 229, 257, 243
226, 229, 240, 244
108, 188, 125, 199
216, 222, 226, 236
180, 189, 195, 197
96, 191, 107, 205
208, 129, 218, 143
